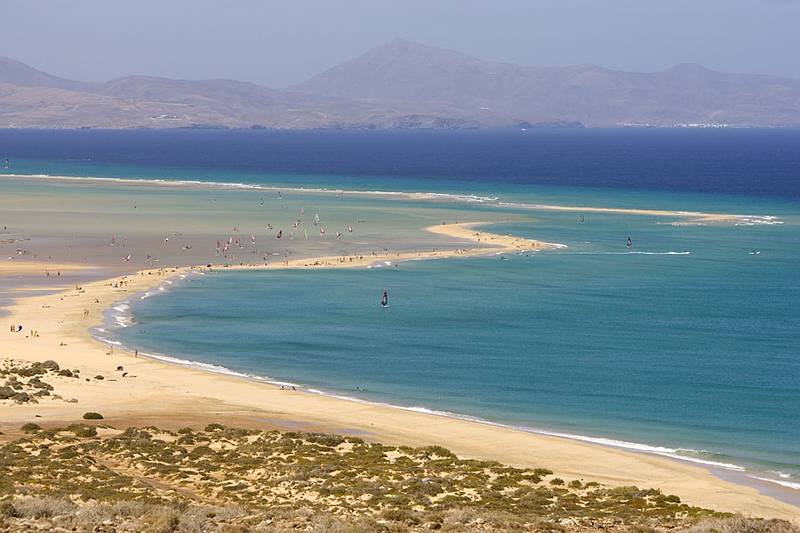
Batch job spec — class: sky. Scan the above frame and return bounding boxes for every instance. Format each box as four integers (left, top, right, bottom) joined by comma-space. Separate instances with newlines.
1, 0, 798, 87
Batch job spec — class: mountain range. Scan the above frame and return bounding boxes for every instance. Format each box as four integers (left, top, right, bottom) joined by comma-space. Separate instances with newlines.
2, 39, 799, 129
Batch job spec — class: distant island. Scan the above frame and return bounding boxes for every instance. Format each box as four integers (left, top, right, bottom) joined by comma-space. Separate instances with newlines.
1, 39, 799, 129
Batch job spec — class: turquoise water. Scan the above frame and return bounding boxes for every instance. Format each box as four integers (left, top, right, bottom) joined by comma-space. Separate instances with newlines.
109, 202, 800, 492
4, 129, 799, 497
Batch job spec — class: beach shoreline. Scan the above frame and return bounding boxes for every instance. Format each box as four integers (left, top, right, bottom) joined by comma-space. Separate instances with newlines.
1, 223, 798, 521
1, 172, 780, 226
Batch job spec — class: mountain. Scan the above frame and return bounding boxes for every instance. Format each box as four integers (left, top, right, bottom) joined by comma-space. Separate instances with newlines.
0, 56, 95, 92
1, 41, 799, 129
0, 72, 375, 129
294, 39, 800, 127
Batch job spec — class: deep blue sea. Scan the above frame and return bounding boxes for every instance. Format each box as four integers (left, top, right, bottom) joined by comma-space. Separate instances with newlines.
2, 128, 798, 495
1, 128, 800, 197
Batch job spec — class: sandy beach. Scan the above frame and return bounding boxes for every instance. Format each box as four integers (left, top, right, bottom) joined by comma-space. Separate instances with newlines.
1, 221, 798, 521
0, 261, 93, 276
3, 173, 774, 227
210, 222, 563, 271
507, 203, 753, 224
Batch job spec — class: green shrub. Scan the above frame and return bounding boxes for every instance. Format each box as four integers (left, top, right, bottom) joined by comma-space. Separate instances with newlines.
304, 433, 346, 447
11, 392, 31, 403
189, 446, 214, 459
67, 424, 98, 438
40, 360, 60, 372
27, 377, 53, 391
221, 427, 250, 440
82, 412, 104, 420
382, 508, 421, 524
176, 434, 196, 445
15, 364, 46, 377
423, 445, 456, 458
609, 486, 643, 500
549, 478, 564, 486
20, 423, 41, 433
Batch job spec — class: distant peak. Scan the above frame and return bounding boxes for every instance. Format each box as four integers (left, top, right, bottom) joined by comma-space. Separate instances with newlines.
0, 55, 93, 91
370, 38, 466, 57
666, 63, 714, 74
0, 56, 42, 69
382, 38, 426, 48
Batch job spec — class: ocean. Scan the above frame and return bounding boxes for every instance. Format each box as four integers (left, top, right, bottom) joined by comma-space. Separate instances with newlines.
2, 128, 799, 495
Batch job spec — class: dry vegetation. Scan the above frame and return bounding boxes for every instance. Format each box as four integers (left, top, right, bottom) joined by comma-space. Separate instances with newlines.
0, 360, 796, 532
1, 421, 797, 532
0, 358, 81, 405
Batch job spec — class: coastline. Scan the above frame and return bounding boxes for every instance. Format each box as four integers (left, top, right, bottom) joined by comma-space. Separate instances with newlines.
1, 223, 798, 521
1, 172, 780, 226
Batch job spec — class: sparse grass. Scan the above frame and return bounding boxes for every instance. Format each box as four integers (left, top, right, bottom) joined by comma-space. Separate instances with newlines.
0, 422, 786, 532
685, 517, 800, 533
8, 496, 76, 518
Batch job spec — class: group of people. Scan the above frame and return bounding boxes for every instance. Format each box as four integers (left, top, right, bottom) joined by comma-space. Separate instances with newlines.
9, 324, 38, 337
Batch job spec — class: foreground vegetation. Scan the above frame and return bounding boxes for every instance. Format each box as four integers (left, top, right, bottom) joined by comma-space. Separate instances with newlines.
1, 360, 796, 531
1, 421, 797, 532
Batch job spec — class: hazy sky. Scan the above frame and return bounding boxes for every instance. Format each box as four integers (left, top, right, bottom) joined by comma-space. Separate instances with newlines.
2, 0, 798, 87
